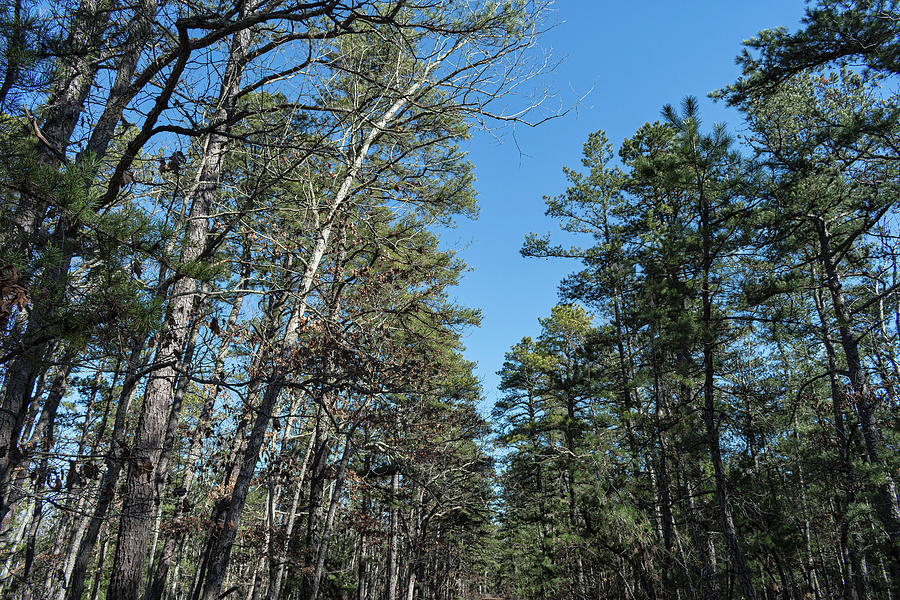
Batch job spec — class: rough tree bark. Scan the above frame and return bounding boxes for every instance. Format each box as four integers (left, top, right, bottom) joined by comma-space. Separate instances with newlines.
815, 216, 900, 590
106, 9, 252, 596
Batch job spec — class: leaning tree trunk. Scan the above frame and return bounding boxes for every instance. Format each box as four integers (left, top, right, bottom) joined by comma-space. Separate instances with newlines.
13, 357, 72, 599
65, 342, 148, 600
83, 0, 159, 162
307, 427, 357, 600
815, 216, 900, 589
0, 0, 111, 485
11, 0, 110, 237
144, 273, 250, 600
192, 66, 433, 600
0, 0, 148, 535
105, 8, 252, 596
269, 423, 317, 600
42, 360, 105, 600
813, 268, 873, 600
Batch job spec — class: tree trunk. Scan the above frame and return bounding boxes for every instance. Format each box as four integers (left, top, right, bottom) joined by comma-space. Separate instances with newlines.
0, 0, 112, 518
386, 469, 400, 600
270, 427, 316, 600
699, 181, 756, 600
813, 276, 869, 600
144, 278, 250, 600
66, 342, 148, 600
106, 13, 250, 597
307, 430, 356, 600
815, 217, 900, 588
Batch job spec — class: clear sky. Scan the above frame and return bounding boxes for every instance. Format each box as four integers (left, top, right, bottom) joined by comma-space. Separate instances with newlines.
441, 1, 811, 413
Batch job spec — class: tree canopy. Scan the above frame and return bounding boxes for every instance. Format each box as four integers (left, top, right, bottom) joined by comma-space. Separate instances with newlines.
0, 1, 898, 599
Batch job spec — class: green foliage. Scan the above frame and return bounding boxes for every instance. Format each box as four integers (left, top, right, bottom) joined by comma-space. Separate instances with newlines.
723, 0, 900, 102
495, 47, 900, 596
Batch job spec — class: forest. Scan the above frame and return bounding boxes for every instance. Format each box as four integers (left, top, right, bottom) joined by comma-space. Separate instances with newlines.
0, 1, 897, 600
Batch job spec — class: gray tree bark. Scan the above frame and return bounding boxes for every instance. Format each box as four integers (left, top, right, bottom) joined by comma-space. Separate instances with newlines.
815, 216, 900, 589
106, 14, 250, 597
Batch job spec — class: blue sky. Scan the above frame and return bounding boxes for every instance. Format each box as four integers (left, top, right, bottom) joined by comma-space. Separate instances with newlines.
441, 1, 810, 412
